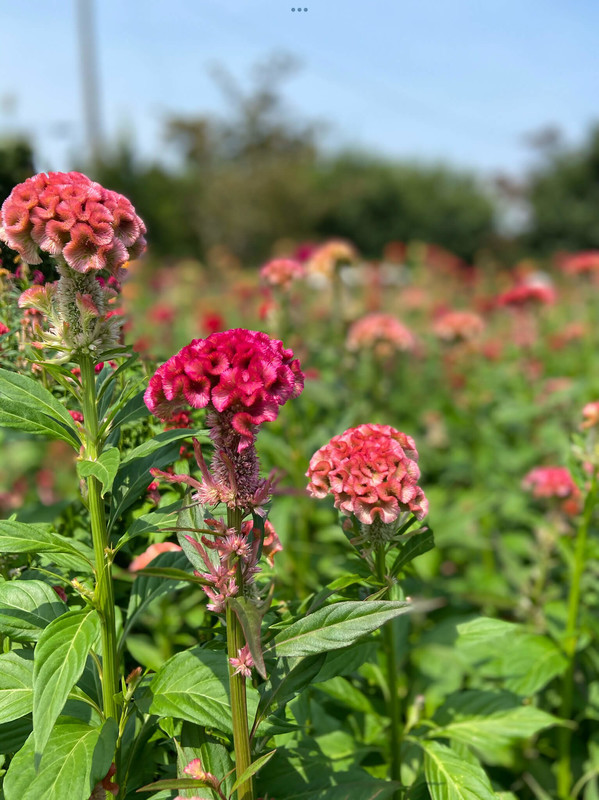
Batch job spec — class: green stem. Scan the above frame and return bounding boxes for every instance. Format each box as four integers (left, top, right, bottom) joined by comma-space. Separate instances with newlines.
226, 507, 254, 800
557, 474, 597, 799
377, 546, 402, 799
79, 354, 120, 723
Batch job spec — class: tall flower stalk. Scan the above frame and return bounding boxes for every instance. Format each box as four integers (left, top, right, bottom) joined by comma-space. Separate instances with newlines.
307, 423, 429, 799
145, 328, 304, 797
79, 353, 120, 721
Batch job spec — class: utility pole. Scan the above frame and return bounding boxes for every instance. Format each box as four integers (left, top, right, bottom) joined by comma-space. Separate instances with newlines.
76, 0, 103, 163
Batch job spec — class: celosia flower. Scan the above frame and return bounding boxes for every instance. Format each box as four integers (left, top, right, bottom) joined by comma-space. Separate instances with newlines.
260, 258, 305, 290
306, 239, 357, 281
183, 758, 220, 790
433, 310, 485, 343
129, 541, 182, 572
560, 251, 599, 277
307, 423, 428, 525
581, 401, 599, 430
522, 466, 581, 513
145, 329, 303, 449
346, 313, 415, 356
495, 284, 556, 307
1, 171, 146, 273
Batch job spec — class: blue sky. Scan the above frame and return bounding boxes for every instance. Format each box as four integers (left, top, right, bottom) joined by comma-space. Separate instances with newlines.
2, 0, 598, 176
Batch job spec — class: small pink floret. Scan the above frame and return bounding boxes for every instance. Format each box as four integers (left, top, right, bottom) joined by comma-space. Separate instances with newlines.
306, 423, 428, 525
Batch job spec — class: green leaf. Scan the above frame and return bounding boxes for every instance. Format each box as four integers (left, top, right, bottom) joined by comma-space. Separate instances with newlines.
0, 580, 66, 642
77, 447, 121, 497
107, 388, 149, 431
0, 714, 32, 754
33, 609, 100, 759
230, 596, 268, 679
0, 650, 34, 724
430, 690, 562, 751
3, 718, 118, 800
121, 428, 206, 464
112, 501, 180, 552
230, 749, 277, 793
422, 740, 496, 800
136, 778, 218, 792
0, 368, 80, 448
0, 520, 94, 570
390, 527, 435, 577
144, 646, 258, 734
176, 496, 210, 571
266, 600, 415, 658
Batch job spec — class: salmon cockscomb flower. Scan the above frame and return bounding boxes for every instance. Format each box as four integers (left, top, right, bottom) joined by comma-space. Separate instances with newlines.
581, 401, 599, 430
346, 313, 415, 356
128, 542, 182, 572
307, 423, 428, 526
306, 239, 357, 281
433, 310, 485, 343
495, 284, 556, 308
0, 171, 146, 273
522, 466, 581, 516
560, 251, 599, 277
260, 258, 305, 290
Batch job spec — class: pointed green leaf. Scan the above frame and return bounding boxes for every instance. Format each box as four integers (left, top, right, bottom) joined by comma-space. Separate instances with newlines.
0, 580, 66, 642
0, 520, 94, 569
230, 596, 268, 679
144, 646, 258, 734
121, 428, 206, 464
265, 600, 416, 658
0, 650, 34, 724
423, 740, 496, 800
136, 777, 218, 792
230, 749, 277, 793
77, 447, 121, 497
33, 609, 100, 759
3, 718, 118, 800
0, 368, 79, 446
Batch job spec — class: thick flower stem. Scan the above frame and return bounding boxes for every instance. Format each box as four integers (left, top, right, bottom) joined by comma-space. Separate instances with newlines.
377, 547, 402, 799
226, 507, 254, 800
79, 354, 120, 723
557, 474, 597, 799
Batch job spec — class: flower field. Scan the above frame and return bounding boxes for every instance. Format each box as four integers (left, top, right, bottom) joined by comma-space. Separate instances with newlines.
0, 172, 597, 800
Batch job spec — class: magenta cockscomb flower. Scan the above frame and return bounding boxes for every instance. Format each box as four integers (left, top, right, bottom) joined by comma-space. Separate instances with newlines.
433, 310, 485, 343
346, 313, 415, 355
522, 466, 578, 499
1, 171, 146, 273
260, 258, 305, 290
307, 423, 428, 526
145, 328, 303, 449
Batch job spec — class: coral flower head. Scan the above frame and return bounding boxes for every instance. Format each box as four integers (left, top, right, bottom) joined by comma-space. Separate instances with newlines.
307, 423, 428, 525
260, 258, 305, 290
433, 310, 485, 343
1, 171, 146, 273
346, 313, 415, 356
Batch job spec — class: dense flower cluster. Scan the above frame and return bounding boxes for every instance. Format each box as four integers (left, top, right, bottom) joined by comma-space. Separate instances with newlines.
433, 310, 485, 342
496, 283, 556, 308
346, 313, 415, 355
307, 423, 428, 525
560, 251, 599, 277
144, 329, 304, 450
260, 257, 305, 289
0, 171, 146, 273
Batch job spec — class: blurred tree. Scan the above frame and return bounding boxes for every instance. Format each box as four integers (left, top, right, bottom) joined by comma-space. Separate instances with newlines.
525, 124, 599, 253
0, 138, 36, 270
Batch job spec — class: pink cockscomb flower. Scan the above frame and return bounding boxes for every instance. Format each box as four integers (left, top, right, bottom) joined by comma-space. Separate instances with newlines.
260, 258, 305, 290
0, 171, 146, 273
307, 423, 428, 526
495, 283, 556, 308
523, 466, 582, 516
433, 310, 485, 343
560, 251, 599, 277
129, 541, 182, 572
581, 401, 599, 430
346, 313, 415, 356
